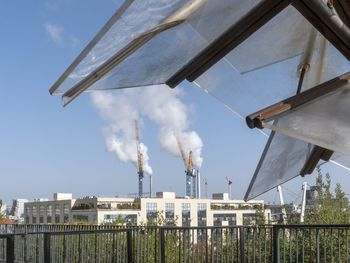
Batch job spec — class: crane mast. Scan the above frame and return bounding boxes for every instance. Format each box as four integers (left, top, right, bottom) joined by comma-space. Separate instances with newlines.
176, 135, 194, 197
176, 135, 188, 168
135, 120, 144, 197
300, 182, 308, 223
277, 185, 287, 224
189, 151, 197, 198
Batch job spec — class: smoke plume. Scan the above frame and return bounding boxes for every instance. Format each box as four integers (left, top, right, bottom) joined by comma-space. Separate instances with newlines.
91, 85, 203, 172
91, 91, 153, 175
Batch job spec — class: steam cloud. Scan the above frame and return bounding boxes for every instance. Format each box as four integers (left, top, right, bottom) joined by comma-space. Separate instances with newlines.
92, 85, 203, 172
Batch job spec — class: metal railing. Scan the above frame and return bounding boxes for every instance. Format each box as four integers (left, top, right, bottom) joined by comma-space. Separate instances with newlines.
1, 224, 350, 262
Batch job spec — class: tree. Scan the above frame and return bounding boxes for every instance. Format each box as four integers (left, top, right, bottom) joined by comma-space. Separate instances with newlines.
256, 204, 266, 225
303, 167, 350, 224
0, 200, 5, 220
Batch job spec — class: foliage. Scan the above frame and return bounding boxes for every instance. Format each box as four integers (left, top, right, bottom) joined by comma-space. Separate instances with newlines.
71, 203, 94, 210
255, 204, 266, 225
0, 200, 5, 220
141, 211, 179, 226
303, 167, 350, 224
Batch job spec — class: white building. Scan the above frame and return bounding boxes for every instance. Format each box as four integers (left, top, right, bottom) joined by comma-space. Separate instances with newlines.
24, 192, 271, 226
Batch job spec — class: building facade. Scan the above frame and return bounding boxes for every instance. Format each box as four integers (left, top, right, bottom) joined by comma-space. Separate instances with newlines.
24, 192, 271, 226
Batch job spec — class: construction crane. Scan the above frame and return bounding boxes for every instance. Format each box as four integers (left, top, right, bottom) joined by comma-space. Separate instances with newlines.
189, 151, 198, 198
135, 120, 144, 198
176, 135, 194, 197
226, 176, 232, 199
277, 185, 288, 224
300, 182, 308, 223
203, 178, 208, 199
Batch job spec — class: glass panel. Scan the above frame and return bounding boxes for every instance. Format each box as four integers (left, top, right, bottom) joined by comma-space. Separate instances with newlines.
264, 81, 350, 157
226, 6, 311, 74
245, 129, 313, 201
194, 49, 300, 118
330, 152, 350, 170
53, 0, 263, 103
54, 0, 188, 94
195, 27, 350, 120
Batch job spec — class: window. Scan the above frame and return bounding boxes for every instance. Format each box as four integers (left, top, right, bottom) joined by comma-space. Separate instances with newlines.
39, 205, 45, 224
165, 203, 175, 226
55, 204, 61, 223
104, 214, 137, 226
243, 213, 257, 225
197, 203, 207, 227
32, 206, 37, 216
64, 204, 70, 214
73, 215, 89, 222
47, 205, 52, 223
55, 204, 61, 215
64, 204, 70, 223
165, 203, 174, 218
213, 214, 236, 226
25, 207, 30, 216
182, 203, 191, 227
146, 203, 157, 218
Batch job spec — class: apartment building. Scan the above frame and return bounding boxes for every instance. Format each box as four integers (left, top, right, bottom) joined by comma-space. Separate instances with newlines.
24, 192, 271, 226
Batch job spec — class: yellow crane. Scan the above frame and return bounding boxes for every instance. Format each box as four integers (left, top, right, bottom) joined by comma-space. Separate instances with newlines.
135, 120, 144, 197
176, 135, 195, 197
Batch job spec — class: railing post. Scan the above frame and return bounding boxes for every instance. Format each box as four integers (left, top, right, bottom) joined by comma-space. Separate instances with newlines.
159, 228, 165, 263
6, 236, 15, 263
273, 226, 280, 263
127, 230, 133, 263
239, 226, 245, 263
43, 233, 51, 263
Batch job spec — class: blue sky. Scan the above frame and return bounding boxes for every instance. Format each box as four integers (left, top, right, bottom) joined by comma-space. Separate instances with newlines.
1, 0, 349, 205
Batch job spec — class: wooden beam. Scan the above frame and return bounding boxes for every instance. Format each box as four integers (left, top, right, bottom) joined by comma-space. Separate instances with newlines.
246, 71, 350, 129
300, 146, 334, 176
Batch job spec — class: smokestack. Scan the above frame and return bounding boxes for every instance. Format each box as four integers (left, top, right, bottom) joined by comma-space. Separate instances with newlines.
197, 170, 201, 199
149, 174, 152, 198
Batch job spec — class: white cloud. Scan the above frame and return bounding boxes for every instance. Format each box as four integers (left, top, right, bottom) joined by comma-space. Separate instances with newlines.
45, 24, 63, 43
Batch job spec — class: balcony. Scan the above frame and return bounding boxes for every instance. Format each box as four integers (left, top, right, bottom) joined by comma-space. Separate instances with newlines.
1, 224, 350, 262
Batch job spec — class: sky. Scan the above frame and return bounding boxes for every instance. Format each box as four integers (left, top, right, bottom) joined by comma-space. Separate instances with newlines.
1, 0, 349, 205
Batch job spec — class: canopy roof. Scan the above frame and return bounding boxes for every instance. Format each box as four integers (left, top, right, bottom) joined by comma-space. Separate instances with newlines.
50, 0, 350, 200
